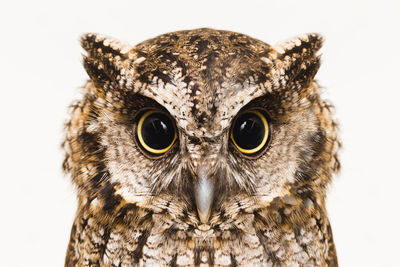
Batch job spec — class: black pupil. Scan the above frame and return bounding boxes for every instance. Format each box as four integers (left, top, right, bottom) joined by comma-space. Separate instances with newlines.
232, 112, 265, 150
141, 113, 175, 150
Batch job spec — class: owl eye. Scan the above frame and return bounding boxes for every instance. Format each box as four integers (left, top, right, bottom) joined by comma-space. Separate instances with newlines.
230, 110, 270, 155
136, 110, 177, 155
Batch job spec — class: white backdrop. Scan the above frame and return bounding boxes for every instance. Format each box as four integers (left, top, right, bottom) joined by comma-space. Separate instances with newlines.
1, 0, 399, 266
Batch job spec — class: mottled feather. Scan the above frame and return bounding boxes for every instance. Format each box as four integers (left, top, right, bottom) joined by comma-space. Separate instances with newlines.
63, 28, 340, 266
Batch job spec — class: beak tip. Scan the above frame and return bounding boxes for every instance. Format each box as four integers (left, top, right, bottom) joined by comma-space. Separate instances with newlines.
194, 175, 214, 224
197, 208, 211, 224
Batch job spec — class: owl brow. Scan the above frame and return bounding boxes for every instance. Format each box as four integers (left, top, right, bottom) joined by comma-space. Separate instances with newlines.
120, 93, 173, 116
234, 93, 276, 112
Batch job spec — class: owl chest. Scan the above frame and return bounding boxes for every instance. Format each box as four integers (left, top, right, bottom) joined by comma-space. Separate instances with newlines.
67, 214, 331, 267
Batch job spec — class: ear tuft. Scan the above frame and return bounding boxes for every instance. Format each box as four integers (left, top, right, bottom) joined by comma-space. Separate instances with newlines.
80, 33, 135, 91
268, 33, 324, 93
81, 33, 132, 59
273, 33, 323, 60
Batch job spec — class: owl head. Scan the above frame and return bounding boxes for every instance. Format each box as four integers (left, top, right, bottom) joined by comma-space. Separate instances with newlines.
63, 28, 340, 231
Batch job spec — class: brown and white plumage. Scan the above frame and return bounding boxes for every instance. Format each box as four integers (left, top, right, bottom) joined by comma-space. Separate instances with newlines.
63, 28, 340, 266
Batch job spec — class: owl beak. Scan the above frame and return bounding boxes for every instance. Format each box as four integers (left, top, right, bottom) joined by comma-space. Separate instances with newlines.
194, 163, 215, 224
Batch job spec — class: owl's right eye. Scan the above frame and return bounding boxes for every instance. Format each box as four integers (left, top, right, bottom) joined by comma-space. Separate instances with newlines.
136, 110, 177, 156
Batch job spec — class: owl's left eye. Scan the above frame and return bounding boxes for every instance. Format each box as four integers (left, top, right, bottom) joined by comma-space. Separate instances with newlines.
230, 110, 271, 156
136, 110, 177, 155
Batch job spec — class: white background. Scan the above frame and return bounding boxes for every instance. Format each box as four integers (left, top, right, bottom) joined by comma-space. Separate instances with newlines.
1, 0, 399, 266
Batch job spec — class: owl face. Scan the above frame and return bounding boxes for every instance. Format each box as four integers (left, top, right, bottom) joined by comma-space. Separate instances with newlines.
64, 29, 339, 232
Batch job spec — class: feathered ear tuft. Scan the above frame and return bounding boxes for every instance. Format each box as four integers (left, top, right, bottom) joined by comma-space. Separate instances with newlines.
80, 33, 135, 91
273, 33, 323, 61
269, 33, 323, 93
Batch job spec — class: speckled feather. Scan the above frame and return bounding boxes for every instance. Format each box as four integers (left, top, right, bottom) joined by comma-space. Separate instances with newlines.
63, 28, 340, 266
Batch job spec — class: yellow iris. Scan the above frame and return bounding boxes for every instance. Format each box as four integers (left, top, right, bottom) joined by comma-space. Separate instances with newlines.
137, 110, 177, 154
230, 110, 269, 155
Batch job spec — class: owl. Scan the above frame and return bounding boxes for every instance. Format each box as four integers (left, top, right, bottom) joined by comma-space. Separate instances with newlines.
63, 28, 340, 266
